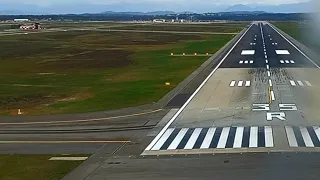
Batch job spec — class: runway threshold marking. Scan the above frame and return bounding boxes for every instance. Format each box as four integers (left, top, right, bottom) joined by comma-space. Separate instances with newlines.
0, 109, 163, 125
145, 24, 255, 151
0, 140, 131, 144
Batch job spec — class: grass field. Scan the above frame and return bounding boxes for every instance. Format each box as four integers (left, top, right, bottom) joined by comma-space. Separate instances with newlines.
0, 22, 245, 116
0, 154, 85, 180
108, 23, 246, 33
273, 21, 320, 51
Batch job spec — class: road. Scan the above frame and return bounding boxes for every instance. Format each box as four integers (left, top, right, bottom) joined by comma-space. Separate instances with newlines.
3, 21, 320, 179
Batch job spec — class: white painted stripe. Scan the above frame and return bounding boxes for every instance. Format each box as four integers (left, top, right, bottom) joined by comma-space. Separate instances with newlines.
151, 128, 174, 150
145, 24, 254, 151
184, 128, 202, 149
290, 60, 295, 64
300, 127, 314, 147
264, 52, 267, 55
264, 49, 266, 52
268, 23, 320, 69
285, 60, 290, 64
249, 126, 258, 147
239, 61, 243, 64
250, 60, 254, 64
241, 50, 255, 55
265, 55, 268, 59
200, 127, 216, 149
305, 81, 312, 86
276, 50, 290, 55
265, 60, 268, 63
233, 127, 244, 148
217, 127, 231, 148
297, 81, 304, 86
267, 71, 271, 77
266, 65, 269, 70
167, 128, 189, 150
245, 60, 248, 64
285, 126, 298, 147
271, 91, 275, 100
313, 126, 320, 142
269, 79, 273, 87
245, 81, 251, 87
49, 157, 88, 161
290, 80, 296, 86
238, 81, 243, 87
230, 81, 236, 87
264, 126, 274, 147
280, 60, 284, 64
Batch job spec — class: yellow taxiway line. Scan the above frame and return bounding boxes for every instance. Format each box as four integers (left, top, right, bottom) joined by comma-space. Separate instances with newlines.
0, 109, 162, 126
0, 140, 131, 144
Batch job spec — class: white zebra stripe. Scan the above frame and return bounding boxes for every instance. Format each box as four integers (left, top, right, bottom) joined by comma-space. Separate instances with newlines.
249, 126, 258, 148
151, 128, 175, 150
184, 128, 202, 149
233, 127, 244, 148
217, 127, 231, 149
167, 128, 189, 150
265, 126, 274, 147
300, 127, 314, 147
200, 127, 216, 149
285, 126, 298, 147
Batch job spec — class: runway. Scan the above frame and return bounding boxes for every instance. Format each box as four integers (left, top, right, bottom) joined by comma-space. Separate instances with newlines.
143, 21, 320, 155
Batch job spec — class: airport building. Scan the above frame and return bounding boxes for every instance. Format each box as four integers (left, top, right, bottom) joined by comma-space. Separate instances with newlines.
14, 19, 30, 22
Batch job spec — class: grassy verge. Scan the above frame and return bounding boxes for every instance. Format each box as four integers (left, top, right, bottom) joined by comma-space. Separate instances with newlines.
273, 21, 320, 51
0, 154, 86, 180
0, 23, 244, 116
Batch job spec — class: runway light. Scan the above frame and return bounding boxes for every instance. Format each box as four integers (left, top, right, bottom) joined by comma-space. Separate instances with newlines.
194, 53, 197, 56
18, 109, 22, 115
170, 53, 174, 56
165, 82, 171, 86
182, 53, 185, 56
206, 52, 209, 56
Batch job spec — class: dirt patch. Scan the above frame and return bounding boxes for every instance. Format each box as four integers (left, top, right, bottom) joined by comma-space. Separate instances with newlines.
57, 90, 94, 102
107, 71, 141, 82
39, 49, 133, 70
0, 94, 54, 108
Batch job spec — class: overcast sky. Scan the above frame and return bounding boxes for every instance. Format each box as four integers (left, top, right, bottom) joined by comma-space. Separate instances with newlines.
0, 0, 312, 5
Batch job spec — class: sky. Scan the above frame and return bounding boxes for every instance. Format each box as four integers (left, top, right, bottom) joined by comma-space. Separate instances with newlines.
0, 0, 312, 6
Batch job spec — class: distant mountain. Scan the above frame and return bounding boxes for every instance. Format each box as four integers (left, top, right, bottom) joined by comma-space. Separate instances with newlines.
226, 1, 314, 13
0, 1, 315, 15
101, 11, 175, 16
226, 4, 254, 12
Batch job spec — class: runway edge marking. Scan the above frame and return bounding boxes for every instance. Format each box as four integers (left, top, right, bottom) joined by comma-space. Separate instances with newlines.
145, 23, 254, 151
268, 22, 320, 69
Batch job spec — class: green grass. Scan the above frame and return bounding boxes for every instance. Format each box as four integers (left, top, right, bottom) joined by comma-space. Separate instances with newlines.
0, 154, 85, 180
109, 23, 245, 33
0, 23, 243, 116
273, 21, 320, 51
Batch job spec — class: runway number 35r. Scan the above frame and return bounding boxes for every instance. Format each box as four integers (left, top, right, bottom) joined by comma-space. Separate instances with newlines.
252, 104, 298, 121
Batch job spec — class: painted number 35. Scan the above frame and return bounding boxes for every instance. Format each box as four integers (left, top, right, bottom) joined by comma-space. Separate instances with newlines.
252, 104, 298, 121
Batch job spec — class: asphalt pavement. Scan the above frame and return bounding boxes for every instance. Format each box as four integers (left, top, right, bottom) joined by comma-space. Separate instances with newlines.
143, 21, 320, 156
3, 21, 320, 180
